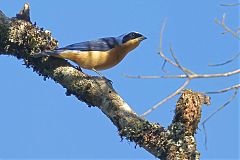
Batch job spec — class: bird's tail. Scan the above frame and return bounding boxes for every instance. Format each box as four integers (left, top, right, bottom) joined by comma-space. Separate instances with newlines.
33, 50, 55, 58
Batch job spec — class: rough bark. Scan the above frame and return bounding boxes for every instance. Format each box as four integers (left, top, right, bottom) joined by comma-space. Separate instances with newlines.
0, 4, 210, 159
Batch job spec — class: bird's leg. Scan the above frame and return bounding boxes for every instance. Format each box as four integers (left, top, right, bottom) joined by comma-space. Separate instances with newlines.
92, 68, 104, 77
75, 65, 82, 72
91, 68, 112, 84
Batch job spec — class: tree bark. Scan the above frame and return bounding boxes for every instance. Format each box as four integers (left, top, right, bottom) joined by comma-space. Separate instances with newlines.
0, 4, 209, 159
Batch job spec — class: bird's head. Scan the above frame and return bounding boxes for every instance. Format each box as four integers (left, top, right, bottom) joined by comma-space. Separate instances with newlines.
121, 32, 147, 44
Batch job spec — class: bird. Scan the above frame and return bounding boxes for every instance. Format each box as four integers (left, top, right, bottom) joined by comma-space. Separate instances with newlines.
35, 31, 146, 76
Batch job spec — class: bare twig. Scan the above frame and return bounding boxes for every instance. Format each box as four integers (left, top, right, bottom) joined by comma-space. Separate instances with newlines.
160, 19, 168, 73
141, 78, 191, 117
203, 84, 240, 94
220, 3, 240, 6
169, 45, 193, 76
16, 3, 31, 22
236, 28, 240, 34
208, 52, 240, 66
161, 60, 168, 73
222, 27, 240, 35
202, 121, 208, 150
124, 69, 240, 79
202, 89, 238, 150
158, 19, 195, 75
215, 13, 240, 39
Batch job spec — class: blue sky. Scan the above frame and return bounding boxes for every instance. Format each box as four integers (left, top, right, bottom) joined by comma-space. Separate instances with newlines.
0, 0, 239, 159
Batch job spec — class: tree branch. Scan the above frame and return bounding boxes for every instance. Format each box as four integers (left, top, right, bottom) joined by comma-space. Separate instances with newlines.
141, 79, 191, 117
220, 3, 240, 6
201, 89, 238, 150
0, 4, 207, 159
159, 20, 195, 75
208, 52, 240, 67
124, 69, 240, 79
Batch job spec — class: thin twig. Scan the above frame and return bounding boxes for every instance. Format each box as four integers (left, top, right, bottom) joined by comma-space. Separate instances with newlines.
159, 19, 166, 55
141, 78, 191, 117
203, 84, 240, 94
220, 3, 240, 6
158, 19, 195, 75
202, 122, 208, 150
222, 27, 240, 35
124, 69, 240, 79
161, 60, 168, 73
236, 28, 240, 34
160, 19, 168, 73
169, 45, 193, 76
201, 89, 238, 150
208, 52, 240, 66
122, 74, 165, 79
215, 13, 240, 39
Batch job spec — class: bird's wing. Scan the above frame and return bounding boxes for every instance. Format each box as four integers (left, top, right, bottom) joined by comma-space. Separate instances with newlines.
57, 37, 122, 52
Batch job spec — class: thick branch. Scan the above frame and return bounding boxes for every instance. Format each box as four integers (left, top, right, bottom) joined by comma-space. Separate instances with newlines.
0, 6, 206, 159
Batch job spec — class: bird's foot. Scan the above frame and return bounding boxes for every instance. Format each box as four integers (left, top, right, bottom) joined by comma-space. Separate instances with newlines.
101, 76, 113, 84
75, 66, 82, 72
91, 68, 112, 85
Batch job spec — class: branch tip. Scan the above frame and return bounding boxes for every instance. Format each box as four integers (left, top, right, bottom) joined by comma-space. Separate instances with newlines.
16, 3, 31, 22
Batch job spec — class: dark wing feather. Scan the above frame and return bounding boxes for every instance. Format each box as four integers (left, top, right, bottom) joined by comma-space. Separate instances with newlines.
56, 37, 121, 51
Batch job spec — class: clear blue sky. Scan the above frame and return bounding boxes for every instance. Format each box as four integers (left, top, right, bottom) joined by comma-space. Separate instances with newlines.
0, 0, 239, 159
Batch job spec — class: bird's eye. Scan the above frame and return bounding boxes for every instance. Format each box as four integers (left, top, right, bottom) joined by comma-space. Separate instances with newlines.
131, 33, 135, 37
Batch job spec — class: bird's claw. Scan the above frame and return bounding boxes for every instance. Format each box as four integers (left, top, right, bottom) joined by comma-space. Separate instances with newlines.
75, 66, 82, 72
102, 76, 113, 84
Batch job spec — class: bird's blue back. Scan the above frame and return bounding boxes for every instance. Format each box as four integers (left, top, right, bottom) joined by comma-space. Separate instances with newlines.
56, 36, 123, 52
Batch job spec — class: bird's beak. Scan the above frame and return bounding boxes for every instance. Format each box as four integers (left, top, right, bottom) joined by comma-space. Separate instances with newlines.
139, 36, 147, 41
